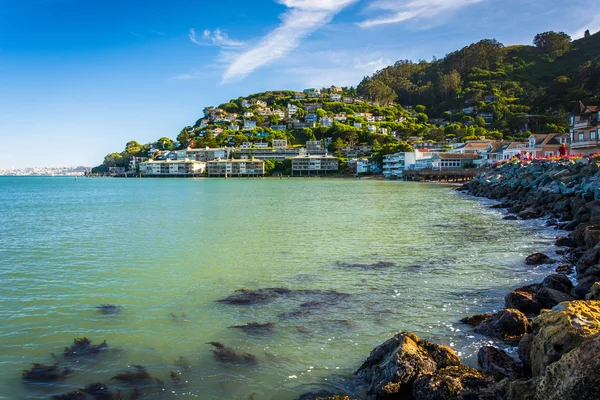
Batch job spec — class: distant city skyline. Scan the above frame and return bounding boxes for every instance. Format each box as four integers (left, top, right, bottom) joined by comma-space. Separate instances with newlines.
0, 0, 597, 168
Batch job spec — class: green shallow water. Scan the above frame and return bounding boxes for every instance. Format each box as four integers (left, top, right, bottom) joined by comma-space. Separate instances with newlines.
0, 177, 560, 399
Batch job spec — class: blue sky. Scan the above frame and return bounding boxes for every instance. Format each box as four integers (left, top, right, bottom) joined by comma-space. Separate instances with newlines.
0, 0, 596, 168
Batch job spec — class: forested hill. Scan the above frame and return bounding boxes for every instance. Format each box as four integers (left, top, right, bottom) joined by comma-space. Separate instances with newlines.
357, 30, 600, 132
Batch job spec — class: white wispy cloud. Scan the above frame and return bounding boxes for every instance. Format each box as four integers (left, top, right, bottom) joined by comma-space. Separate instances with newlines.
358, 0, 485, 29
189, 28, 245, 47
222, 0, 357, 83
570, 14, 600, 39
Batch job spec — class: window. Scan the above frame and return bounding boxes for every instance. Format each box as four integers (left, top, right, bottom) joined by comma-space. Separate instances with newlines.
529, 139, 535, 148
545, 151, 554, 157
579, 133, 585, 141
592, 131, 597, 141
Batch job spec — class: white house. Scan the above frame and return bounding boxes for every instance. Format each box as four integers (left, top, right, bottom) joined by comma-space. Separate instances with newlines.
320, 116, 334, 127
287, 104, 299, 115
272, 139, 288, 149
367, 125, 377, 133
329, 93, 342, 101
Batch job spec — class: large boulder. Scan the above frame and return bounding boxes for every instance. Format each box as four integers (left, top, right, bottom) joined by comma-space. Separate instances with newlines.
525, 301, 600, 377
584, 225, 600, 249
535, 287, 575, 309
473, 309, 531, 343
355, 332, 461, 399
576, 247, 600, 276
505, 284, 544, 315
571, 275, 599, 299
534, 334, 600, 400
585, 282, 600, 300
477, 346, 522, 381
525, 253, 553, 265
541, 274, 574, 294
412, 365, 492, 400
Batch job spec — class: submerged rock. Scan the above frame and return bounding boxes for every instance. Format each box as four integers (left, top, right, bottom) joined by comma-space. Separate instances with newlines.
96, 304, 122, 314
82, 382, 122, 399
477, 346, 522, 381
335, 261, 396, 269
228, 322, 274, 333
51, 391, 86, 400
22, 363, 71, 382
206, 342, 258, 364
111, 365, 152, 383
217, 287, 350, 305
525, 253, 553, 265
64, 338, 108, 357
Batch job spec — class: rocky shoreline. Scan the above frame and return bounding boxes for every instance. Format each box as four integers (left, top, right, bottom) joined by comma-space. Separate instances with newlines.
299, 158, 600, 400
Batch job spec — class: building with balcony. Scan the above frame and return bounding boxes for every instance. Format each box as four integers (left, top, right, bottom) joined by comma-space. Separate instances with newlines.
569, 101, 600, 154
139, 160, 206, 177
206, 159, 265, 177
291, 155, 339, 175
176, 147, 230, 162
527, 133, 569, 158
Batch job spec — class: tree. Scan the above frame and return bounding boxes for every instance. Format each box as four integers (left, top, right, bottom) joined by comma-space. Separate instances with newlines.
157, 137, 175, 150
177, 129, 192, 149
415, 105, 426, 113
124, 141, 143, 155
358, 79, 398, 105
585, 30, 591, 38
264, 160, 276, 175
533, 31, 572, 59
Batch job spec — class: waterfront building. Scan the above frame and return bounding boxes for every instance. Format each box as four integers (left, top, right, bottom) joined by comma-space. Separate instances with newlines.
176, 147, 229, 162
206, 159, 265, 177
569, 101, 600, 154
430, 153, 478, 169
291, 155, 339, 175
526, 133, 569, 158
345, 158, 372, 174
139, 160, 206, 176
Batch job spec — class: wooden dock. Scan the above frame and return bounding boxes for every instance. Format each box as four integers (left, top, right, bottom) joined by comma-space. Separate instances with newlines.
401, 168, 483, 182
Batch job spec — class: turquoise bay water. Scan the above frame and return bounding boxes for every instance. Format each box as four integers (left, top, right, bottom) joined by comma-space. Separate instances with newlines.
0, 177, 560, 399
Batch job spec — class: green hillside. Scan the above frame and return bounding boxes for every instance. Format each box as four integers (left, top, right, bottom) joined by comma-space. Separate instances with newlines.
93, 30, 600, 173
357, 30, 600, 133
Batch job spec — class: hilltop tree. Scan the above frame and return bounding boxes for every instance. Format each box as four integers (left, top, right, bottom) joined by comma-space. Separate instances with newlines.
125, 141, 143, 155
157, 137, 175, 150
358, 78, 397, 105
533, 31, 572, 59
585, 30, 591, 38
177, 129, 192, 149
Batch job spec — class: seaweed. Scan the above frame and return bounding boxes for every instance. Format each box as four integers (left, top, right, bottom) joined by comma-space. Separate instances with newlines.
22, 363, 71, 382
64, 338, 108, 358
